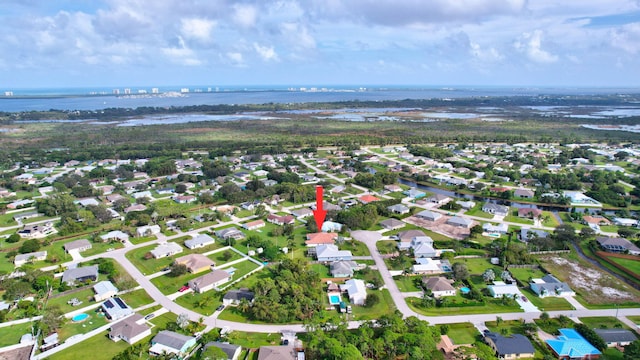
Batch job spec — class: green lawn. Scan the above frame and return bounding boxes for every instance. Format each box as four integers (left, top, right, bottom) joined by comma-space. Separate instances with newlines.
225, 331, 282, 348
578, 316, 630, 330
309, 263, 331, 279
174, 290, 222, 316
58, 313, 109, 342
125, 244, 176, 275
393, 275, 422, 292
456, 257, 500, 275
485, 319, 526, 335
151, 271, 205, 295
46, 331, 137, 360
541, 211, 560, 227
603, 347, 624, 360
521, 288, 573, 311
47, 287, 96, 314
338, 240, 371, 256
507, 267, 546, 285
465, 206, 494, 219
607, 257, 640, 274
504, 210, 534, 225
0, 322, 34, 347
208, 249, 243, 264
376, 240, 398, 255
119, 289, 154, 309
406, 296, 522, 315
445, 322, 479, 345
351, 289, 396, 321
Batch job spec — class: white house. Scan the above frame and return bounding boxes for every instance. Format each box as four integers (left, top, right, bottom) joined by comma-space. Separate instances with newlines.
150, 242, 183, 258
136, 225, 161, 237
184, 234, 216, 249
93, 280, 119, 301
487, 281, 520, 298
530, 275, 575, 298
188, 269, 232, 293
315, 244, 353, 262
340, 279, 367, 305
109, 314, 151, 345
14, 251, 47, 267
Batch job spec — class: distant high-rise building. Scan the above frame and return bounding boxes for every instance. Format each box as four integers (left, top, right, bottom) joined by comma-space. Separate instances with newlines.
180, 88, 189, 93
124, 88, 131, 95
4, 91, 14, 96
151, 88, 159, 94
112, 89, 120, 95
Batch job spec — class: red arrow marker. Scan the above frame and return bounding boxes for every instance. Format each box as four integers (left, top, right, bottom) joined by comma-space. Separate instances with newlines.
313, 185, 326, 231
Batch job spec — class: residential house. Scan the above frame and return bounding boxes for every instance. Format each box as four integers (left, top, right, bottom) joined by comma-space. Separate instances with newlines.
14, 251, 47, 267
188, 269, 232, 293
426, 194, 450, 205
108, 313, 151, 345
387, 204, 410, 215
514, 189, 535, 199
530, 275, 575, 298
520, 228, 549, 242
175, 254, 215, 274
483, 223, 509, 235
150, 242, 183, 259
12, 211, 42, 222
100, 230, 130, 243
482, 203, 509, 217
593, 329, 637, 347
487, 281, 520, 298
404, 188, 426, 199
384, 184, 403, 192
215, 227, 245, 241
242, 220, 266, 231
64, 239, 92, 253
612, 217, 638, 227
411, 236, 436, 258
222, 289, 255, 306
485, 332, 535, 359
546, 328, 601, 360
358, 194, 380, 204
315, 244, 353, 262
93, 280, 119, 301
340, 279, 367, 305
596, 237, 640, 255
412, 258, 452, 274
305, 232, 338, 247
173, 195, 197, 204
149, 330, 197, 358
291, 208, 313, 218
18, 222, 53, 238
446, 216, 474, 228
415, 210, 442, 221
518, 208, 542, 219
267, 214, 295, 226
184, 234, 216, 249
40, 333, 59, 351
583, 216, 611, 227
204, 342, 242, 360
422, 277, 456, 297
101, 297, 133, 320
136, 225, 161, 237
62, 265, 99, 285
124, 204, 147, 213
257, 346, 297, 360
330, 260, 358, 278
380, 218, 405, 230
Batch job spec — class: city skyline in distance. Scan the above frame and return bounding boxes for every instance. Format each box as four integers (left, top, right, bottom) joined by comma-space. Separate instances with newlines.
2, 0, 640, 89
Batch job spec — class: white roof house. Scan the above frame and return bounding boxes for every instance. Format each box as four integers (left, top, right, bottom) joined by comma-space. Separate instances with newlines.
136, 225, 161, 237
487, 281, 520, 298
101, 230, 130, 243
93, 280, 119, 302
315, 244, 353, 262
14, 251, 47, 267
340, 279, 367, 306
483, 223, 509, 234
184, 234, 216, 249
150, 242, 183, 258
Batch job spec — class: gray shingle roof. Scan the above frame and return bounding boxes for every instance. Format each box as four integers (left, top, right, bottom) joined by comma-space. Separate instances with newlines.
152, 330, 194, 350
485, 332, 535, 356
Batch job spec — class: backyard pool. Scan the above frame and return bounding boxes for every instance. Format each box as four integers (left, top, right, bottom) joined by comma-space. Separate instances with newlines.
460, 287, 470, 294
72, 313, 89, 322
328, 295, 341, 305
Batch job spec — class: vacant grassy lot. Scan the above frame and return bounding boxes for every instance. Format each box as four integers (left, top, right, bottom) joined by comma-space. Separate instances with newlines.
119, 289, 154, 309
0, 322, 34, 347
607, 256, 640, 274
406, 296, 522, 315
578, 316, 630, 330
394, 275, 422, 292
445, 322, 479, 345
46, 331, 137, 360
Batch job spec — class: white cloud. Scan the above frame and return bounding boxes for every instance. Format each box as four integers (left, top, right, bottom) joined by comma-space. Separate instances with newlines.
180, 18, 216, 43
162, 36, 202, 66
470, 42, 503, 62
611, 22, 640, 54
232, 4, 258, 28
254, 43, 279, 61
226, 52, 245, 66
514, 30, 558, 63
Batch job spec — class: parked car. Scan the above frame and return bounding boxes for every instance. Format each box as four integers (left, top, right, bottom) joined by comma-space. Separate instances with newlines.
144, 313, 155, 320
179, 286, 190, 292
216, 305, 225, 311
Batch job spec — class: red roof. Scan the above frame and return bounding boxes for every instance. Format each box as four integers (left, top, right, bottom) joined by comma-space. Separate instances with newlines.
359, 194, 380, 203
305, 232, 338, 246
490, 187, 510, 193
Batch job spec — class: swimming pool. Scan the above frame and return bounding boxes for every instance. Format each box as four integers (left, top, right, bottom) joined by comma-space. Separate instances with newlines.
329, 295, 341, 305
460, 287, 470, 294
72, 313, 89, 322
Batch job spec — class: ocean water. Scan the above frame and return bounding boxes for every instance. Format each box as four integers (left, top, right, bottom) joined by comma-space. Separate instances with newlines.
1, 86, 638, 112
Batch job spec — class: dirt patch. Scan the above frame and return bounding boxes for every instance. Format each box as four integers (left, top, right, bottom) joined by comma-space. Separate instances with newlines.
541, 256, 639, 303
404, 215, 475, 240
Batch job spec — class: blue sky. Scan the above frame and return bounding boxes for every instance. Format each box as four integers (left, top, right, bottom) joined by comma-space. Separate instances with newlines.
1, 0, 640, 88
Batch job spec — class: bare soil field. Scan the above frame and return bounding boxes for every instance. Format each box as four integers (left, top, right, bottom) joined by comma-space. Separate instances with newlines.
404, 215, 475, 240
538, 255, 640, 304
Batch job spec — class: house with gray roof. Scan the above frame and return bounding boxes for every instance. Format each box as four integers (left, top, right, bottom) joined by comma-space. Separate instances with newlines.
315, 244, 353, 262
530, 274, 575, 298
484, 332, 535, 359
387, 204, 410, 215
100, 230, 129, 243
14, 251, 47, 267
184, 234, 216, 249
596, 236, 640, 255
593, 329, 637, 347
215, 227, 245, 241
149, 330, 197, 358
415, 210, 442, 221
481, 203, 509, 216
330, 260, 358, 278
446, 216, 474, 228
109, 313, 151, 344
188, 269, 232, 293
257, 346, 297, 360
150, 242, 183, 258
62, 265, 99, 285
63, 239, 92, 253
223, 289, 255, 306
380, 218, 405, 230
93, 280, 119, 301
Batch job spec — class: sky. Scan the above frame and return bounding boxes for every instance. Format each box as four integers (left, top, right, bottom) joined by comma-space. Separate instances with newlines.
1, 0, 640, 88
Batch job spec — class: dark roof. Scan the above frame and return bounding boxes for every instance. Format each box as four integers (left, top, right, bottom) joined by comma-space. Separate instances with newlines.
223, 289, 255, 302
593, 329, 638, 343
485, 332, 535, 356
205, 342, 241, 359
